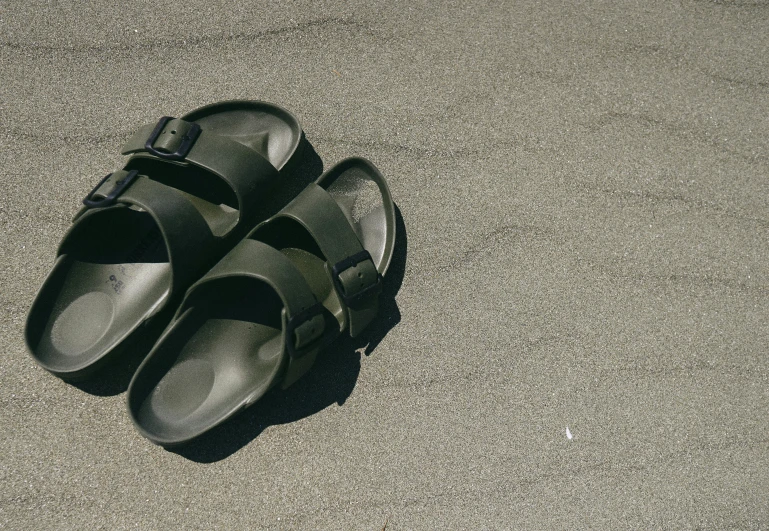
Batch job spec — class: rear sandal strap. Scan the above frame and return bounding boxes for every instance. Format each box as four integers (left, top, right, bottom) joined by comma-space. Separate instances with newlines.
263, 183, 382, 336
121, 116, 279, 221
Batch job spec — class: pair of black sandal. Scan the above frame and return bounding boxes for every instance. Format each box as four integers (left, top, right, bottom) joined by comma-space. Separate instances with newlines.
24, 101, 396, 446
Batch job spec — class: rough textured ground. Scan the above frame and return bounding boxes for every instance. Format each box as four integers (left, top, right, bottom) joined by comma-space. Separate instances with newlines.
2, 1, 768, 529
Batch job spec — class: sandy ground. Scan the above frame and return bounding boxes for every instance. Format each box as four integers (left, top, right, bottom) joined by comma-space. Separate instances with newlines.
2, 1, 768, 529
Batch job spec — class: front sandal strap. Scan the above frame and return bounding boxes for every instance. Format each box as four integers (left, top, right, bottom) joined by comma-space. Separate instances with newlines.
184, 238, 338, 360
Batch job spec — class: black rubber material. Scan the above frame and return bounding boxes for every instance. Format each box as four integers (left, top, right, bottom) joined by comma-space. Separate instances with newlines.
127, 158, 396, 446
25, 101, 301, 380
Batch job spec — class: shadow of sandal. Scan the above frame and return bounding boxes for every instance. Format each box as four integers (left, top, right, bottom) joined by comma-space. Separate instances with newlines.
172, 204, 407, 462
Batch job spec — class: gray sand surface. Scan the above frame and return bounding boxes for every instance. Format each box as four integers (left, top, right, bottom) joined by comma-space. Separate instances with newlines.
2, 1, 768, 529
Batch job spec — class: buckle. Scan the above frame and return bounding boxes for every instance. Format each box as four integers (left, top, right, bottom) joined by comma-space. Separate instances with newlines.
285, 303, 333, 359
82, 170, 139, 208
331, 250, 383, 308
144, 116, 201, 161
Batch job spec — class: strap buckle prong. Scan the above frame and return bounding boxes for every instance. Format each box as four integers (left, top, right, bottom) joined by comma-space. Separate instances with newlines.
331, 250, 383, 308
285, 303, 334, 359
82, 170, 140, 208
144, 116, 201, 161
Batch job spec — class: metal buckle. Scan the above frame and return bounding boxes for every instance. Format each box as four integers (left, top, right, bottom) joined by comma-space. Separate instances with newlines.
331, 250, 383, 308
284, 303, 333, 359
144, 116, 201, 161
82, 170, 139, 209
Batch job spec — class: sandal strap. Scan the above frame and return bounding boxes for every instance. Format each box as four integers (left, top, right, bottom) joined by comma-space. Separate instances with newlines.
121, 117, 279, 221
269, 183, 382, 335
183, 238, 337, 385
67, 170, 216, 294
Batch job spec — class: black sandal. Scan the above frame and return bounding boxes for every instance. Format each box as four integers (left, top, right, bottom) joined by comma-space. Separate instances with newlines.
25, 100, 302, 380
127, 158, 396, 446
